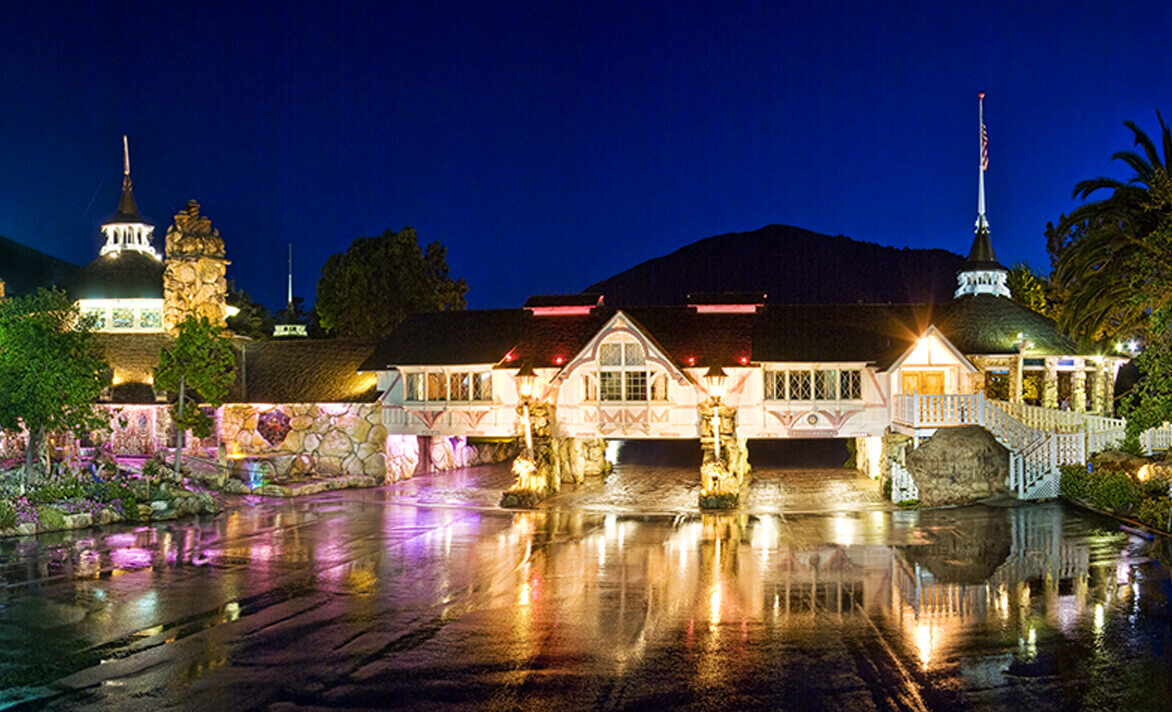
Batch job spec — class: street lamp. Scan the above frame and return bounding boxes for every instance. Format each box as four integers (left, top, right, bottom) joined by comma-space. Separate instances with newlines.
703, 365, 728, 400
517, 362, 537, 400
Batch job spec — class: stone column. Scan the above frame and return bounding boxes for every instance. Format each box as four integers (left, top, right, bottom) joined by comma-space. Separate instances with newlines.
1072, 369, 1086, 413
1042, 358, 1058, 409
1010, 355, 1024, 404
698, 399, 747, 485
1101, 367, 1116, 417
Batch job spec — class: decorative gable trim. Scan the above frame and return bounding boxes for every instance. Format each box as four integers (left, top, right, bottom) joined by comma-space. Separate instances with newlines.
551, 311, 690, 386
885, 324, 978, 373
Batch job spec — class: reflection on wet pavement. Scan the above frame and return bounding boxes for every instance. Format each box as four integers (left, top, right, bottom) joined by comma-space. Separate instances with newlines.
0, 471, 1169, 710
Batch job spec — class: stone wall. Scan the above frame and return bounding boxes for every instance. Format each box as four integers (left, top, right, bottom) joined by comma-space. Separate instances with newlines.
163, 201, 229, 331
550, 437, 609, 484
219, 403, 387, 481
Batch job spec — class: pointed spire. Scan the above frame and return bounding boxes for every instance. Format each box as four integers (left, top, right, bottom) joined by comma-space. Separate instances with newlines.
112, 134, 144, 224
287, 243, 294, 309
955, 93, 1009, 299
274, 243, 308, 338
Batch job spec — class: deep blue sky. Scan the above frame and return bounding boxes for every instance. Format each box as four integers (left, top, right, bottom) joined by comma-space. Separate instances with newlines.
2, 1, 1170, 311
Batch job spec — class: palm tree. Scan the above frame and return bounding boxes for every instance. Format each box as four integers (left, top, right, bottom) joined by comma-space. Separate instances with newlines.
1052, 111, 1172, 343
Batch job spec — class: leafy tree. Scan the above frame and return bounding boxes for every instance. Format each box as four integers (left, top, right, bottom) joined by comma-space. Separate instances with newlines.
316, 227, 467, 338
1122, 305, 1172, 438
1006, 263, 1055, 318
226, 281, 274, 340
154, 316, 236, 475
0, 289, 109, 487
1051, 111, 1172, 342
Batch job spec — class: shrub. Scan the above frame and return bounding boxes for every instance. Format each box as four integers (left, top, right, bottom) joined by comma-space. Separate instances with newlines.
1140, 471, 1172, 499
1118, 435, 1145, 457
36, 505, 66, 531
1087, 470, 1141, 512
1059, 465, 1092, 500
700, 491, 739, 510
1137, 497, 1172, 532
0, 499, 16, 529
881, 478, 893, 501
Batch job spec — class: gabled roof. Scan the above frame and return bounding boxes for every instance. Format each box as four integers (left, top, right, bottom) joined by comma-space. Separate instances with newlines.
751, 304, 936, 368
523, 293, 603, 309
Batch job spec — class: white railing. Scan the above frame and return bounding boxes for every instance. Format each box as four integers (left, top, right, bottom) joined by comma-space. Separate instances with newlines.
895, 393, 984, 428
890, 461, 919, 502
987, 400, 1084, 433
1141, 423, 1172, 455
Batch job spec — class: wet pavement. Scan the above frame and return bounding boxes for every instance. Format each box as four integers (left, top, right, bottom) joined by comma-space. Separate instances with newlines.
0, 466, 1170, 711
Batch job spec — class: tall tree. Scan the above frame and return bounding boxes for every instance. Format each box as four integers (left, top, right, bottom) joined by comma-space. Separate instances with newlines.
1006, 263, 1055, 318
154, 316, 236, 475
0, 289, 109, 487
1051, 111, 1172, 342
315, 227, 467, 339
225, 281, 275, 340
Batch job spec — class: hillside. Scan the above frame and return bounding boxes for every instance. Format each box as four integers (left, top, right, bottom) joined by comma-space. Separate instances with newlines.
584, 225, 966, 305
0, 235, 78, 296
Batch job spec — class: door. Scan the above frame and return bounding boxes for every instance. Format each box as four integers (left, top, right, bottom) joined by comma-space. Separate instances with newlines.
902, 370, 945, 395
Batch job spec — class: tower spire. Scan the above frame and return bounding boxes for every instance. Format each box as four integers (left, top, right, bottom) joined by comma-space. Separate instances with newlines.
99, 134, 157, 258
123, 134, 130, 177
976, 92, 989, 232
287, 243, 294, 309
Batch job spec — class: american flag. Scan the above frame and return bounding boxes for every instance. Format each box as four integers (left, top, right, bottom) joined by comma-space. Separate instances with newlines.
981, 122, 989, 171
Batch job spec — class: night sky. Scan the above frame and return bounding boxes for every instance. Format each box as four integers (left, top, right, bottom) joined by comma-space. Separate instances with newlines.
2, 1, 1170, 312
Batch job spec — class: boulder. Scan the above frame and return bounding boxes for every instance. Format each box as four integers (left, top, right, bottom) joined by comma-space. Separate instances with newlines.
1091, 449, 1149, 475
906, 426, 1009, 506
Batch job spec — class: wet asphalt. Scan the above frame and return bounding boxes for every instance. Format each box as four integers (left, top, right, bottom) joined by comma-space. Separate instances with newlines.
0, 465, 1169, 711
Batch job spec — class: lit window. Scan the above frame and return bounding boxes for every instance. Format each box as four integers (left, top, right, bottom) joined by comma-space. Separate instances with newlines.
112, 308, 134, 329
451, 372, 471, 401
599, 343, 623, 366
427, 373, 448, 401
138, 309, 161, 329
597, 336, 657, 402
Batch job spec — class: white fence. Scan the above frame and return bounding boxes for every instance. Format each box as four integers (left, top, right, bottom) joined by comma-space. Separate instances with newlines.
891, 461, 919, 502
1141, 423, 1172, 455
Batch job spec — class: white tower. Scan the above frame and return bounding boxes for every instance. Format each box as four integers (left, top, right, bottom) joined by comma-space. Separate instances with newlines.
955, 93, 1010, 299
99, 135, 159, 259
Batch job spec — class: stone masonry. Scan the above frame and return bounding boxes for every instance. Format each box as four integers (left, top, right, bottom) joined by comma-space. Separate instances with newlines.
163, 200, 230, 332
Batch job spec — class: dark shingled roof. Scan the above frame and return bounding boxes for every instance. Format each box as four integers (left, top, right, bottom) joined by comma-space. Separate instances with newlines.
523, 293, 604, 309
960, 228, 1006, 272
234, 339, 379, 403
68, 251, 164, 300
96, 335, 379, 404
937, 294, 1078, 355
751, 304, 936, 367
359, 310, 528, 368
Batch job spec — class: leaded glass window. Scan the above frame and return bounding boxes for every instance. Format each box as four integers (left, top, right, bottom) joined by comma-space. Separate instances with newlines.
138, 309, 162, 329
600, 371, 623, 401
791, 371, 811, 400
625, 371, 648, 401
815, 370, 836, 400
405, 373, 425, 401
474, 372, 493, 401
427, 372, 448, 401
650, 373, 668, 401
765, 371, 786, 400
840, 370, 862, 400
599, 343, 623, 366
451, 372, 471, 401
84, 309, 106, 329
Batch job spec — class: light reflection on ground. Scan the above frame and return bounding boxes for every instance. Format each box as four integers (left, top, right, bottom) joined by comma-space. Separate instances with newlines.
0, 466, 1167, 710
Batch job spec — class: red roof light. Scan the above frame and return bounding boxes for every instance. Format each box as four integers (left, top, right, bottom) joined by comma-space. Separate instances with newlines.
739, 356, 749, 365
554, 356, 564, 365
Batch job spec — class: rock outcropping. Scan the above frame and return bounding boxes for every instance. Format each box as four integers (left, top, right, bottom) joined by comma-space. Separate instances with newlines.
906, 426, 1009, 506
163, 201, 229, 332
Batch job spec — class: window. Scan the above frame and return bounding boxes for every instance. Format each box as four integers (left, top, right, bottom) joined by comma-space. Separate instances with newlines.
426, 373, 448, 401
112, 308, 134, 329
814, 370, 836, 400
839, 370, 862, 400
474, 372, 493, 401
600, 371, 623, 401
84, 309, 106, 329
139, 309, 162, 329
765, 371, 786, 400
597, 336, 656, 402
625, 371, 647, 401
405, 373, 425, 401
582, 374, 598, 401
650, 373, 668, 401
451, 372, 471, 401
791, 371, 811, 400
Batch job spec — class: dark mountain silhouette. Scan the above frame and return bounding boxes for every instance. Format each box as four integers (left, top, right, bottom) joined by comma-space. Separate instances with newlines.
0, 235, 78, 296
585, 224, 966, 305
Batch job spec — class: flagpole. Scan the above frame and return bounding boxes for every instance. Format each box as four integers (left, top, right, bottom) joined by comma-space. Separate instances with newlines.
976, 92, 988, 232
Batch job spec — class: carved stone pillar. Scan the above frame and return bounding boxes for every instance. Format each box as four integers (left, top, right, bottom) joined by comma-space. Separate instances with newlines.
163, 201, 231, 333
1042, 358, 1059, 409
1072, 369, 1086, 413
1010, 355, 1023, 404
1101, 367, 1116, 417
698, 398, 747, 485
